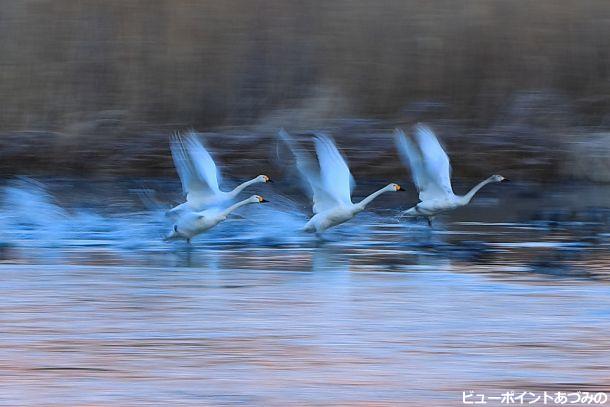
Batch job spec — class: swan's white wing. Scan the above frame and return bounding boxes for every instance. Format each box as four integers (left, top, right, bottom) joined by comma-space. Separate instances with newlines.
170, 132, 221, 200
170, 134, 198, 196
394, 128, 427, 192
394, 127, 452, 201
413, 124, 453, 197
183, 131, 221, 193
313, 134, 355, 206
278, 129, 341, 214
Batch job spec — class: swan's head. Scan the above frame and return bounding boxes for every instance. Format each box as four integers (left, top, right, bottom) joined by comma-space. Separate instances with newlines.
389, 183, 405, 192
258, 175, 273, 183
490, 174, 509, 183
251, 195, 269, 203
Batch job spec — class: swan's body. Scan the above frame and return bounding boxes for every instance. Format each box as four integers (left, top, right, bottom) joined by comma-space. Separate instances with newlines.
395, 124, 507, 225
165, 195, 268, 242
303, 206, 356, 233
279, 129, 403, 234
168, 131, 270, 218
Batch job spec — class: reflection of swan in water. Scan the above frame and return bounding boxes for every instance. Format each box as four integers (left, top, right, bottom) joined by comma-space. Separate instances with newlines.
279, 129, 404, 234
395, 124, 508, 226
168, 131, 272, 218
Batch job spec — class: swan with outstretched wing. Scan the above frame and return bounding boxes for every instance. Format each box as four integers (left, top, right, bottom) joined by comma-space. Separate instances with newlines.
167, 130, 271, 218
395, 124, 508, 226
279, 129, 403, 234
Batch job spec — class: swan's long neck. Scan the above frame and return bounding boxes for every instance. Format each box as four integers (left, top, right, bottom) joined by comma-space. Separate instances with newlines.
229, 177, 261, 198
220, 198, 254, 217
460, 177, 495, 204
356, 186, 392, 211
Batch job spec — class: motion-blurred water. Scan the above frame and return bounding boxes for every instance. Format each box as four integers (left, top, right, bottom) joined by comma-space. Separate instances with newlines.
0, 178, 609, 405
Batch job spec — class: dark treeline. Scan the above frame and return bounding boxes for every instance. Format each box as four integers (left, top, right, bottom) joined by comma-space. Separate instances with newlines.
1, 0, 610, 131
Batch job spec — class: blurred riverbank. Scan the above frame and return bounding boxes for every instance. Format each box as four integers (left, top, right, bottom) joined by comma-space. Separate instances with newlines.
1, 108, 609, 183
2, 1, 610, 182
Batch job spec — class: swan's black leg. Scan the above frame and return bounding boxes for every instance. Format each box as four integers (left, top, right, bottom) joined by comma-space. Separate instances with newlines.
426, 217, 432, 227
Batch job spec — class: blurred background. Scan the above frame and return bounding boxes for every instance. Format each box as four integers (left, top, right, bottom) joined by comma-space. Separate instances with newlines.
1, 3, 610, 406
0, 0, 609, 181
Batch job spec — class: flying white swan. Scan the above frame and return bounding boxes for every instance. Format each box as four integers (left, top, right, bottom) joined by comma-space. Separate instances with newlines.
394, 124, 508, 226
167, 131, 271, 218
279, 129, 404, 234
164, 195, 268, 243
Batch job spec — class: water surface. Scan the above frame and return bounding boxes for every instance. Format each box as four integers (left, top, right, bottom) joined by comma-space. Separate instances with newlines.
0, 179, 609, 406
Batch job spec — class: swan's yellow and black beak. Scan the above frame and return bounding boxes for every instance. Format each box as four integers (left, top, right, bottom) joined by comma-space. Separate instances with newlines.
501, 178, 510, 183
258, 195, 269, 203
395, 184, 405, 191
262, 175, 273, 183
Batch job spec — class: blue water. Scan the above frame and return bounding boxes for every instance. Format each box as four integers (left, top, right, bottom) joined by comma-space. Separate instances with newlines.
0, 178, 609, 406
